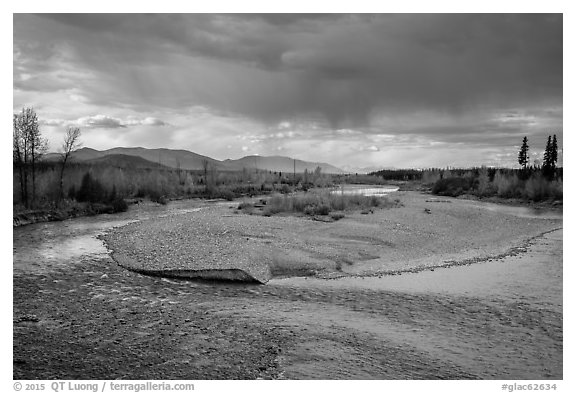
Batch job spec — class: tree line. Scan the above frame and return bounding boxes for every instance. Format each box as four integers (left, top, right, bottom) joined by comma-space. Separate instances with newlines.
14, 106, 562, 211
13, 107, 81, 209
427, 135, 562, 202
12, 107, 325, 211
518, 134, 559, 180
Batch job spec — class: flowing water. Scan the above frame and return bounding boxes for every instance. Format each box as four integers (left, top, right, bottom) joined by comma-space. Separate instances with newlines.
462, 199, 563, 220
13, 198, 563, 379
272, 230, 562, 314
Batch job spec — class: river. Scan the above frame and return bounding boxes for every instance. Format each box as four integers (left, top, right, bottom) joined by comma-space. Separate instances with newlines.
13, 197, 562, 379
331, 184, 400, 196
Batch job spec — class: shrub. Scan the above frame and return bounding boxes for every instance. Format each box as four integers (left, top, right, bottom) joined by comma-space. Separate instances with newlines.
67, 185, 76, 200
146, 188, 167, 204
257, 191, 398, 217
267, 195, 291, 214
85, 202, 114, 215
315, 204, 331, 215
214, 188, 236, 201
330, 212, 345, 220
369, 195, 380, 207
108, 185, 117, 202
303, 205, 316, 216
111, 198, 129, 213
76, 172, 107, 203
422, 170, 441, 185
237, 202, 252, 210
551, 179, 563, 200
493, 171, 522, 198
329, 195, 346, 210
474, 167, 496, 197
524, 173, 559, 202
134, 188, 146, 198
431, 177, 473, 197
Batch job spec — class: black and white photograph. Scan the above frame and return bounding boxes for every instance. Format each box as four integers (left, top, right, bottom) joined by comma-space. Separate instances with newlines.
9, 4, 569, 389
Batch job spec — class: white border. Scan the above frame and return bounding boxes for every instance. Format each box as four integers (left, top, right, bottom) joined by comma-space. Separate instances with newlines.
3, 2, 573, 391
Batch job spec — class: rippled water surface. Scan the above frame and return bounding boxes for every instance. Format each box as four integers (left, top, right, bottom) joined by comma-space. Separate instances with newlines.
466, 200, 563, 220
272, 229, 562, 313
13, 199, 563, 379
13, 217, 133, 273
13, 200, 209, 274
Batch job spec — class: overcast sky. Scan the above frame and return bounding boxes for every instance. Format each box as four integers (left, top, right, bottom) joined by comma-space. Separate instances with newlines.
13, 13, 563, 169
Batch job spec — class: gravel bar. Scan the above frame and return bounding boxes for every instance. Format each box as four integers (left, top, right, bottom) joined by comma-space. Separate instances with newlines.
103, 192, 562, 284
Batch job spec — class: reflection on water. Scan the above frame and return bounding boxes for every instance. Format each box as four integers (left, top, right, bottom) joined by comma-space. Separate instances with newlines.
331, 184, 399, 196
13, 218, 135, 274
13, 199, 563, 379
472, 201, 563, 220
425, 197, 562, 220
272, 229, 562, 313
13, 200, 209, 274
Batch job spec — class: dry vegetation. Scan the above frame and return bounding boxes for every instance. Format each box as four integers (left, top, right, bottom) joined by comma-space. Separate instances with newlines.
427, 168, 562, 202
238, 190, 402, 221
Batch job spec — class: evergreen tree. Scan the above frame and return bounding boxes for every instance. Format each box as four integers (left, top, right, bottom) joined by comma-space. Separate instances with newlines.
551, 134, 558, 167
543, 136, 551, 167
518, 136, 529, 170
76, 172, 106, 203
543, 135, 556, 180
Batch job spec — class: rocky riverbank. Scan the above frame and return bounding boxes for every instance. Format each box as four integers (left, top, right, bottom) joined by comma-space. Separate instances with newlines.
13, 201, 129, 227
102, 191, 562, 283
13, 191, 563, 379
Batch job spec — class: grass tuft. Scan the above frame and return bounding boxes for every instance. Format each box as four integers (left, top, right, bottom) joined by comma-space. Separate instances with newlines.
257, 190, 400, 217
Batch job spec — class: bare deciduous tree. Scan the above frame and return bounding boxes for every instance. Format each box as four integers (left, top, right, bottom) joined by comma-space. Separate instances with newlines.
13, 107, 48, 208
58, 127, 82, 204
13, 115, 27, 206
201, 159, 209, 187
176, 158, 184, 185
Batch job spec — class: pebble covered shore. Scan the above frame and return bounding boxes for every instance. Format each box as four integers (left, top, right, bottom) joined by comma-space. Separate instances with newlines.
102, 192, 562, 283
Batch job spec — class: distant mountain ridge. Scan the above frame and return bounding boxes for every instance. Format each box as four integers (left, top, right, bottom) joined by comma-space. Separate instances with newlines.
83, 154, 172, 170
223, 155, 344, 174
340, 165, 397, 174
45, 147, 345, 174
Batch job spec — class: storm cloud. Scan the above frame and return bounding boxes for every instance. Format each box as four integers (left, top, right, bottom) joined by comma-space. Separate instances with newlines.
13, 13, 563, 168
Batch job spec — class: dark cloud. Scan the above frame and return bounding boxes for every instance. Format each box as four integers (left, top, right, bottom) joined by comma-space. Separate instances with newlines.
15, 13, 562, 128
14, 75, 70, 92
13, 13, 562, 168
66, 115, 169, 129
36, 14, 292, 69
249, 14, 342, 26
78, 115, 126, 128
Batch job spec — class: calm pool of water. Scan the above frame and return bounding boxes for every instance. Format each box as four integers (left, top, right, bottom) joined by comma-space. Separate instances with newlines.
331, 184, 399, 196
272, 229, 562, 314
